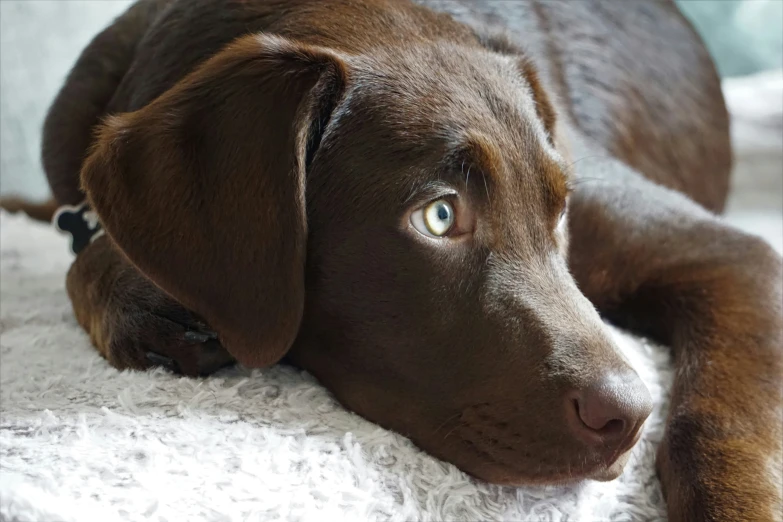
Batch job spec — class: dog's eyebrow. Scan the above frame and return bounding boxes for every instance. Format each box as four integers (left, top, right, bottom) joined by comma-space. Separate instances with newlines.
448, 133, 569, 210
442, 133, 501, 193
543, 155, 570, 207
459, 134, 502, 178
402, 179, 458, 206
400, 135, 500, 207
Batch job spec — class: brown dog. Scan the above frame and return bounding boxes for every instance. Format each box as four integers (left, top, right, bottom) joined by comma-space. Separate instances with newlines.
5, 0, 781, 520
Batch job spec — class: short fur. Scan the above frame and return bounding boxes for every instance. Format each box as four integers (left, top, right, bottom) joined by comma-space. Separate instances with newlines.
7, 1, 781, 520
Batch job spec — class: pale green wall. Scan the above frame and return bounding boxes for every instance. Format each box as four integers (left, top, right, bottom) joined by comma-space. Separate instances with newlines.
676, 0, 783, 77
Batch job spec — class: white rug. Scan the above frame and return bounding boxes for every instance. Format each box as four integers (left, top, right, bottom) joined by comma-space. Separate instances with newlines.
0, 207, 780, 522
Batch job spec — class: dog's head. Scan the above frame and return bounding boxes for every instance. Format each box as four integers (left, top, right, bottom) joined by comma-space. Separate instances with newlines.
82, 24, 652, 484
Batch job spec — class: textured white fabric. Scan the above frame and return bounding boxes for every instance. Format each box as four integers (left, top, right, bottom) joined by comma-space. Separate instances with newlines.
1, 207, 780, 522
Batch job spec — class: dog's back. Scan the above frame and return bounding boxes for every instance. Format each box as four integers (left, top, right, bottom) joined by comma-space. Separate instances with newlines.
424, 0, 730, 211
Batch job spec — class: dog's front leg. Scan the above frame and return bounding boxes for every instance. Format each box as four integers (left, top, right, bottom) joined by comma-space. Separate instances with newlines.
66, 234, 235, 376
566, 145, 782, 521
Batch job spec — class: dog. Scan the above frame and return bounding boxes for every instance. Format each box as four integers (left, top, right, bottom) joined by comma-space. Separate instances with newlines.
3, 0, 781, 520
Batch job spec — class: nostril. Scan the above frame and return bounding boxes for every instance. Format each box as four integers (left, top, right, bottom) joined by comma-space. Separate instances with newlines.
572, 398, 625, 437
599, 418, 626, 437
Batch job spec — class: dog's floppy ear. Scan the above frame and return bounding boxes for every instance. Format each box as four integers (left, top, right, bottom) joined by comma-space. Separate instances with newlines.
81, 34, 348, 367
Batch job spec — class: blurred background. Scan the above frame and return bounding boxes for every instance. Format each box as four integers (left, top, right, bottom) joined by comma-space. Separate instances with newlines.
1, 0, 782, 209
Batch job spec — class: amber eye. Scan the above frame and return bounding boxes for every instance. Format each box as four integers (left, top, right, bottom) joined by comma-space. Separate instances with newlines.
411, 199, 455, 238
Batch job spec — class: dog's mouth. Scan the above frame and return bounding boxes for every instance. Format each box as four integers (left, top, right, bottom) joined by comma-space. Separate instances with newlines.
588, 449, 635, 482
436, 405, 642, 486
458, 429, 639, 486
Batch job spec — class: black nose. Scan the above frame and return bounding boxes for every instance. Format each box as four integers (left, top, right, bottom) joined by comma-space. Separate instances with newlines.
566, 369, 653, 452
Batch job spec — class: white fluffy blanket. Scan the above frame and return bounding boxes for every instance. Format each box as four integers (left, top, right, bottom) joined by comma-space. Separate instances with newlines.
1, 72, 782, 522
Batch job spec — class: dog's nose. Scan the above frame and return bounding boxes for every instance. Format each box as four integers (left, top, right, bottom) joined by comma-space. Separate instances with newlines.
567, 369, 653, 451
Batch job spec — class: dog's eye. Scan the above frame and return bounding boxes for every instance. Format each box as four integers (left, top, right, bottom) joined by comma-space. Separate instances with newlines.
411, 199, 455, 238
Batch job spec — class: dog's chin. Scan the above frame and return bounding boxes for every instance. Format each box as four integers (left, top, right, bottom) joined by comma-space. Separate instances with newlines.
469, 446, 635, 487
588, 450, 633, 482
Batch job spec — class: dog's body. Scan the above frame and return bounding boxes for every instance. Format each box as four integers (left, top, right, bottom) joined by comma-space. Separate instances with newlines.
13, 0, 781, 520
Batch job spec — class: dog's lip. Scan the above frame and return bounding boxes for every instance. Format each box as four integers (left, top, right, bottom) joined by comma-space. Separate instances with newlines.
590, 430, 642, 479
593, 435, 640, 480
459, 435, 612, 486
627, 431, 643, 450
597, 429, 642, 466
450, 414, 644, 486
588, 454, 631, 482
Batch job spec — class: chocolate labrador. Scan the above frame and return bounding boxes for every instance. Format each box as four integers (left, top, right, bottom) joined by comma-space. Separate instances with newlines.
5, 0, 781, 520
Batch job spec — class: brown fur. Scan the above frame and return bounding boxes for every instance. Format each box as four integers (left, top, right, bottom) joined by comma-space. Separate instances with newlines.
8, 0, 781, 520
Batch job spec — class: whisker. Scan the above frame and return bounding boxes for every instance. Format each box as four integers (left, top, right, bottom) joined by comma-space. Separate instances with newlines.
442, 422, 463, 441
433, 411, 462, 436
562, 154, 611, 174
565, 176, 605, 190
482, 174, 491, 209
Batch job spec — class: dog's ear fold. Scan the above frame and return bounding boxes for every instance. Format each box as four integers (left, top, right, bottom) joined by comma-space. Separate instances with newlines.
474, 30, 557, 144
81, 34, 349, 367
515, 56, 557, 146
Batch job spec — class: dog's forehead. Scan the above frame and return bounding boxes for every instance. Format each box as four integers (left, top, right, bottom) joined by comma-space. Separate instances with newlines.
316, 43, 566, 219
335, 45, 549, 172
353, 45, 535, 131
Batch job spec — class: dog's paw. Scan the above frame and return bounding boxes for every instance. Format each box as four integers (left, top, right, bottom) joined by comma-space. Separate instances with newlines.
98, 270, 236, 377
66, 236, 236, 377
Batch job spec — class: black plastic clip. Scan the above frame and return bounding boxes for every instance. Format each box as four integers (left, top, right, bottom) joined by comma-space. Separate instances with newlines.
53, 201, 104, 255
